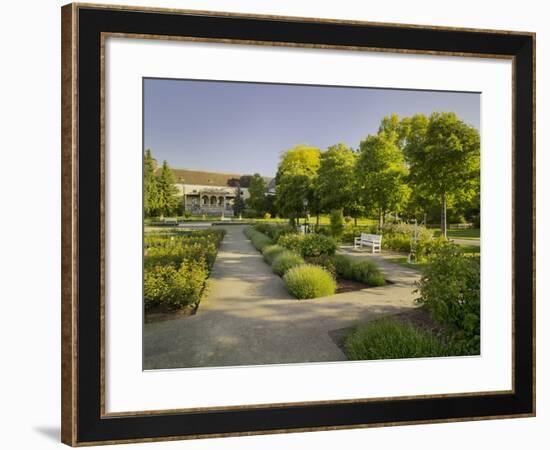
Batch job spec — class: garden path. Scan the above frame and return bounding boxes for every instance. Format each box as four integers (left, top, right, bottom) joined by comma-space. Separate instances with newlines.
143, 225, 420, 369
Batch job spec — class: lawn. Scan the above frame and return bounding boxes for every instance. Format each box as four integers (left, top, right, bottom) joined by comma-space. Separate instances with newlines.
433, 228, 480, 240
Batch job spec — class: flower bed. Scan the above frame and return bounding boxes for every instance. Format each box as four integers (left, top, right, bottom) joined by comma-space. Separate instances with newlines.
144, 228, 225, 314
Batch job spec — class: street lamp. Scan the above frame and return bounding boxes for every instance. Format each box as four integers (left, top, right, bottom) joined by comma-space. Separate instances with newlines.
303, 198, 309, 233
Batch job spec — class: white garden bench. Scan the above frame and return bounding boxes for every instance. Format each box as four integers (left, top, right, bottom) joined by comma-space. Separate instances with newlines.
354, 233, 382, 253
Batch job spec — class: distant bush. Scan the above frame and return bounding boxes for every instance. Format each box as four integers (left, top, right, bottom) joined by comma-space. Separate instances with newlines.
329, 209, 345, 238
415, 243, 480, 353
262, 245, 287, 265
271, 251, 305, 276
381, 223, 433, 253
345, 318, 454, 360
283, 264, 336, 299
254, 223, 296, 241
144, 258, 208, 309
244, 227, 274, 251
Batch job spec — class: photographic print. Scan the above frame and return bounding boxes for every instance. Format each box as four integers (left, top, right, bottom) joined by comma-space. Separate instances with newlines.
142, 78, 481, 370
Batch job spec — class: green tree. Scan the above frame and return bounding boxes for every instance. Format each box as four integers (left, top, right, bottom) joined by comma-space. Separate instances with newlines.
403, 112, 480, 238
356, 134, 410, 228
275, 145, 321, 223
315, 143, 357, 217
156, 160, 180, 217
247, 173, 267, 215
143, 149, 159, 217
233, 186, 246, 217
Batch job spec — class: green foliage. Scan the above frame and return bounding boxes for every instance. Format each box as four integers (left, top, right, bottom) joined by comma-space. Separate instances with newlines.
143, 150, 181, 217
351, 260, 384, 286
333, 255, 385, 286
247, 173, 267, 214
233, 187, 246, 216
244, 227, 274, 251
340, 225, 379, 244
278, 233, 337, 258
379, 223, 434, 255
143, 229, 225, 310
299, 234, 337, 257
329, 209, 345, 238
345, 318, 455, 360
305, 255, 336, 277
253, 223, 296, 241
415, 243, 480, 353
315, 143, 357, 213
283, 264, 336, 299
144, 229, 225, 270
275, 145, 321, 220
271, 251, 305, 276
144, 260, 208, 309
403, 112, 480, 235
262, 245, 287, 265
356, 134, 410, 226
276, 233, 304, 253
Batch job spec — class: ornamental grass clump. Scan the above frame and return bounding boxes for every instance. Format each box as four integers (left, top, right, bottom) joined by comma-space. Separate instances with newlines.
262, 245, 287, 265
345, 318, 452, 360
271, 251, 305, 276
352, 260, 385, 286
283, 264, 336, 299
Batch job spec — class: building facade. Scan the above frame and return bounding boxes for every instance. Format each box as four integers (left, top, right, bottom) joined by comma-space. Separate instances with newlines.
171, 168, 273, 217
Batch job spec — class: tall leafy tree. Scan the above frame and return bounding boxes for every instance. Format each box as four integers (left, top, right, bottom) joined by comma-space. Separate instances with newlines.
275, 145, 321, 223
156, 160, 180, 217
356, 134, 410, 228
247, 173, 267, 215
315, 143, 357, 216
403, 112, 480, 238
143, 149, 159, 217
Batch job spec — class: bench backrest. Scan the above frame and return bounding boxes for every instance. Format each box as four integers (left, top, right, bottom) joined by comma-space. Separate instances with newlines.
360, 233, 382, 242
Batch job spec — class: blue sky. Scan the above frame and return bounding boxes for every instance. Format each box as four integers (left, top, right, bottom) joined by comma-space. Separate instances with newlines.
144, 78, 480, 177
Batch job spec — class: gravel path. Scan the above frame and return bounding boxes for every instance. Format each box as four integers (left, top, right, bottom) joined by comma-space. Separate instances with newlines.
143, 226, 420, 370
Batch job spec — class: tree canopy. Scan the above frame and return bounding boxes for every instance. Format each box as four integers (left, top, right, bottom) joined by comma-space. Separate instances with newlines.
247, 173, 267, 214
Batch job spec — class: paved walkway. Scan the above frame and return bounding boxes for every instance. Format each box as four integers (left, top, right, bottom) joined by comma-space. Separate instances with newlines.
143, 226, 420, 369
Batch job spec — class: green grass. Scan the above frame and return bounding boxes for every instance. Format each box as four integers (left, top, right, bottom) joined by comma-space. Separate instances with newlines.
345, 318, 456, 360
433, 228, 480, 239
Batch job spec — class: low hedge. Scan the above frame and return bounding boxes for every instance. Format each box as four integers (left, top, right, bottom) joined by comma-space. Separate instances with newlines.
262, 245, 287, 265
244, 227, 274, 251
345, 318, 454, 360
333, 254, 385, 287
143, 229, 225, 311
144, 258, 209, 309
283, 264, 336, 299
272, 251, 305, 276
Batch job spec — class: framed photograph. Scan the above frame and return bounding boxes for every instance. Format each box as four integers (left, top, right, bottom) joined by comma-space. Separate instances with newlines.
61, 3, 535, 446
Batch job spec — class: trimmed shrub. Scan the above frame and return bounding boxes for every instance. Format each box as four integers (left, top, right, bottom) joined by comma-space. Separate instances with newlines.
305, 255, 336, 277
300, 233, 337, 257
283, 264, 336, 299
334, 254, 355, 280
262, 245, 287, 265
144, 258, 208, 309
244, 227, 274, 251
415, 243, 480, 353
329, 208, 345, 238
254, 223, 296, 241
366, 271, 385, 287
272, 251, 305, 276
277, 233, 303, 253
345, 318, 454, 360
352, 260, 380, 284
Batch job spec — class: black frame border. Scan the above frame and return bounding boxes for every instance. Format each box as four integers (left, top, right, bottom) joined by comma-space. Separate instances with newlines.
63, 3, 535, 445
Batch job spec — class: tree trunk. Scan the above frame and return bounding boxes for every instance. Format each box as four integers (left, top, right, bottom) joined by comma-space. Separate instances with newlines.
378, 210, 384, 229
354, 217, 357, 227
296, 216, 300, 225
440, 193, 447, 239
316, 214, 320, 226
